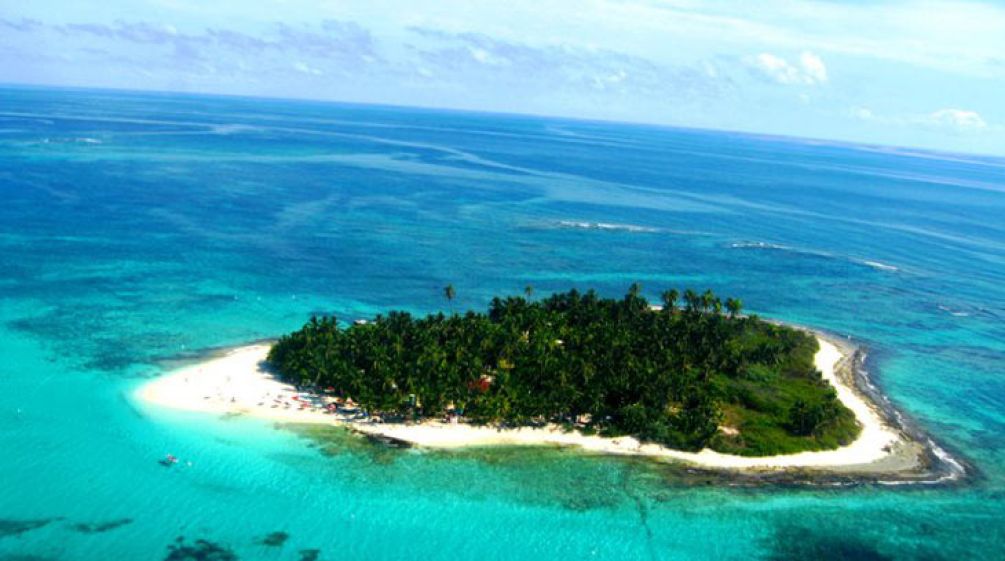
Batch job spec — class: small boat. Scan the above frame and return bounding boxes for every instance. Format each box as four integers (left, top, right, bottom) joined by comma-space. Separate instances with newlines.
158, 454, 179, 467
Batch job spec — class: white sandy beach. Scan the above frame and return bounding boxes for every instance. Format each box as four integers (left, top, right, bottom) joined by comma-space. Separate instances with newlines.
136, 336, 916, 472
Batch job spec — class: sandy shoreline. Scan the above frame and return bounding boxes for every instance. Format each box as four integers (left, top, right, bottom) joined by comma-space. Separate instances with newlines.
136, 334, 928, 474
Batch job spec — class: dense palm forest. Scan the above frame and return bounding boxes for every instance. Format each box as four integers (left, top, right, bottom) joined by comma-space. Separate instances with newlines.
267, 287, 860, 456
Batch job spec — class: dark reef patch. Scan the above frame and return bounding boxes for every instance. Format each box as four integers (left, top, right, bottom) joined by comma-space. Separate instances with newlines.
70, 518, 133, 534
767, 525, 949, 561
290, 424, 405, 466
0, 518, 62, 538
259, 531, 289, 547
769, 535, 892, 561
164, 538, 238, 561
298, 549, 321, 561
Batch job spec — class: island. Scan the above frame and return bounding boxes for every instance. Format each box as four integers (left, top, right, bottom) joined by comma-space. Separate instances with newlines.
138, 287, 960, 481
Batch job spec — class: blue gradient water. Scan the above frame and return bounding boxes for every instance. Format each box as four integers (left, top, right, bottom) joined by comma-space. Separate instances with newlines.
1, 86, 1003, 560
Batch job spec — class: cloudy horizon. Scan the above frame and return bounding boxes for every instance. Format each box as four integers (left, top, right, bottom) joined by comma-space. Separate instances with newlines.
2, 0, 1004, 156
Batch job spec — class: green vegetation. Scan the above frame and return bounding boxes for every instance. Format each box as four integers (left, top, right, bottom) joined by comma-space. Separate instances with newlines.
267, 287, 860, 456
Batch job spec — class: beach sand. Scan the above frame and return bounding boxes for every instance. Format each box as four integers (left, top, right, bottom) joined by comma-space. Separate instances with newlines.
136, 336, 924, 474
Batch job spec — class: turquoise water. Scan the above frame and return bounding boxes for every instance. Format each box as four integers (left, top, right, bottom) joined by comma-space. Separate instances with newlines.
1, 86, 1004, 560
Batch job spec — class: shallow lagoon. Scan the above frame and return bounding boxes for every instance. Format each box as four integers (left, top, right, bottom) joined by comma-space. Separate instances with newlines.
1, 86, 1004, 559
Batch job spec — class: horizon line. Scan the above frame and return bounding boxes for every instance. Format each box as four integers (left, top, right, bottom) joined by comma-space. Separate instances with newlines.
3, 79, 1003, 162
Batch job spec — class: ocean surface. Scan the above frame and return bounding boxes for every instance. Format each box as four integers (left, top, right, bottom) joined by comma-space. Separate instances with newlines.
1, 86, 1004, 560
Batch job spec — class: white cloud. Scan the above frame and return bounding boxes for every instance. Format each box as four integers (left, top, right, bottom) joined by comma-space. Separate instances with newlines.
926, 108, 987, 131
467, 46, 510, 66
749, 51, 828, 85
591, 69, 627, 90
570, 0, 1005, 78
799, 51, 827, 83
292, 61, 322, 75
847, 106, 992, 134
849, 106, 874, 120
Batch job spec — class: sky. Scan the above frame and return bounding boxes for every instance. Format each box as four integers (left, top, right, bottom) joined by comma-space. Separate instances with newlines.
2, 0, 1004, 155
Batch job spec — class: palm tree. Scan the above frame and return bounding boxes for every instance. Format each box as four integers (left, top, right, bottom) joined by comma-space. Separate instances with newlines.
444, 284, 456, 313
624, 282, 645, 315
683, 289, 699, 313
661, 289, 678, 313
524, 285, 534, 300
628, 282, 642, 298
725, 297, 743, 319
702, 289, 716, 313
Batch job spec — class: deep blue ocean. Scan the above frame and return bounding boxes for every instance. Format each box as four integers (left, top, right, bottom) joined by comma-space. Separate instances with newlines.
1, 86, 1004, 560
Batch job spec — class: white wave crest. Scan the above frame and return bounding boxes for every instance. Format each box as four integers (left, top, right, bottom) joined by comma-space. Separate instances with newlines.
937, 305, 970, 317
732, 242, 903, 274
862, 260, 898, 272
34, 137, 103, 145
729, 241, 791, 250
212, 124, 258, 135
557, 220, 659, 233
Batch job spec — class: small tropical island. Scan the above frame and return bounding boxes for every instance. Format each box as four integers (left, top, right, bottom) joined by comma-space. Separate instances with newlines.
269, 287, 857, 456
139, 287, 948, 479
